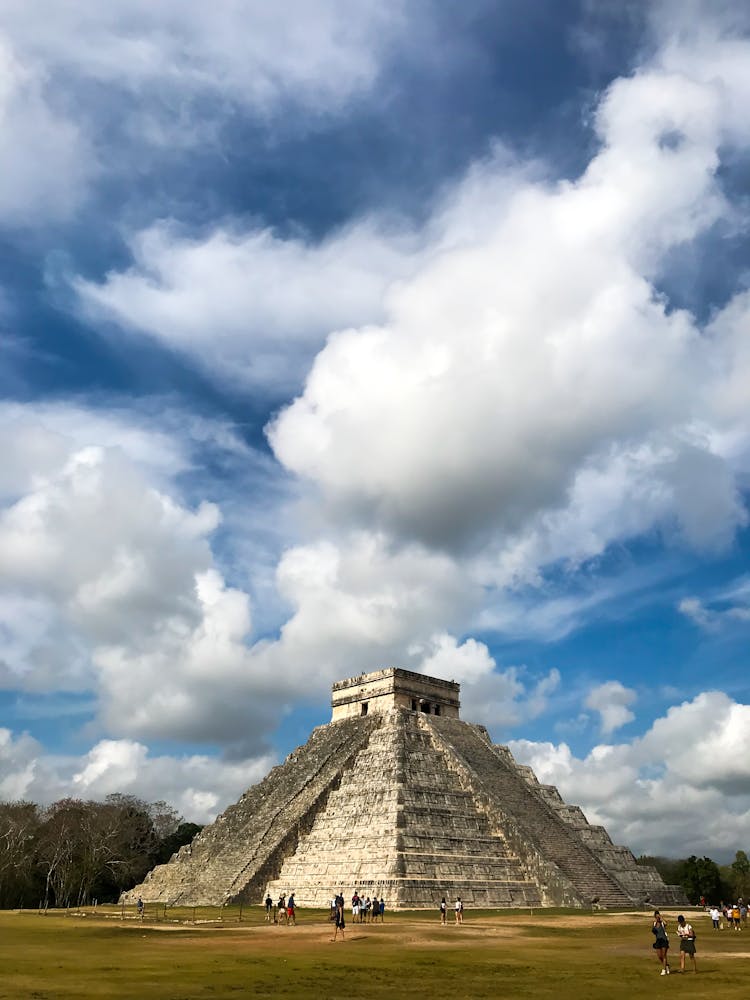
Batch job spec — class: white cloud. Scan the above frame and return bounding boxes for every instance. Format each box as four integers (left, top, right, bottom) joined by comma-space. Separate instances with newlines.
510, 690, 750, 860
0, 1, 407, 114
267, 37, 750, 577
0, 402, 298, 753
584, 680, 637, 734
76, 219, 422, 393
0, 728, 270, 823
678, 576, 750, 630
0, 37, 92, 224
0, 1, 411, 224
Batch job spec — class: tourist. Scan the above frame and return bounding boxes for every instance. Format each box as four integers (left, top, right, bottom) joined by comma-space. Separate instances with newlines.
287, 892, 296, 925
732, 902, 741, 929
332, 898, 346, 942
676, 915, 697, 973
455, 897, 463, 924
379, 897, 385, 922
440, 897, 447, 925
265, 893, 273, 922
136, 896, 144, 919
709, 905, 720, 930
277, 894, 287, 925
352, 891, 360, 923
364, 896, 372, 922
651, 911, 670, 975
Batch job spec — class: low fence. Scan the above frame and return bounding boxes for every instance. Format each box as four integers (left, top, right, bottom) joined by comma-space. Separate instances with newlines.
30, 902, 275, 925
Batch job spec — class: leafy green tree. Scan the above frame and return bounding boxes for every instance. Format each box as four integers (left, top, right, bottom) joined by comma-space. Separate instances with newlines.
153, 822, 203, 865
0, 793, 195, 907
676, 855, 722, 904
730, 850, 750, 899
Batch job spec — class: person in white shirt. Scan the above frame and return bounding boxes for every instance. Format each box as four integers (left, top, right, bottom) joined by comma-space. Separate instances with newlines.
710, 906, 720, 929
676, 915, 697, 973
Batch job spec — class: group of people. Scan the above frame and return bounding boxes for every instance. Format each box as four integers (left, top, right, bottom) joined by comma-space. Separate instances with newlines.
265, 892, 296, 925
439, 897, 464, 924
347, 892, 385, 923
651, 911, 697, 974
708, 901, 746, 929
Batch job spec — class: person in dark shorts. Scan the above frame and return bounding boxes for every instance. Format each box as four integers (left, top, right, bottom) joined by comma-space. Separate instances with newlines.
331, 898, 346, 941
265, 894, 273, 922
440, 897, 447, 925
676, 915, 697, 972
651, 911, 670, 975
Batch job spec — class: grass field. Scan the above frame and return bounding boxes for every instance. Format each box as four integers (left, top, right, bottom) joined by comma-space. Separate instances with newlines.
0, 906, 746, 999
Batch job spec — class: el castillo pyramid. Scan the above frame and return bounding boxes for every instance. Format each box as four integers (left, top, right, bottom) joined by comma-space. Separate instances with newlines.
124, 668, 684, 908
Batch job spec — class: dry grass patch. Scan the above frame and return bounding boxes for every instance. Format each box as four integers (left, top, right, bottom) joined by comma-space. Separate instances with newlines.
0, 907, 745, 999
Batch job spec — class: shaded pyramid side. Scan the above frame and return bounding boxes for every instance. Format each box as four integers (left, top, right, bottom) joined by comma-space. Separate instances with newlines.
266, 709, 543, 908
122, 715, 378, 906
425, 717, 632, 905
520, 771, 688, 906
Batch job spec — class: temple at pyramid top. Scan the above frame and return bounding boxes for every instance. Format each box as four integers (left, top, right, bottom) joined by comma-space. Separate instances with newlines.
331, 667, 460, 721
124, 667, 687, 910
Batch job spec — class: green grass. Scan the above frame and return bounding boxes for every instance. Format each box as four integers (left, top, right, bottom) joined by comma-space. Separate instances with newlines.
0, 907, 743, 999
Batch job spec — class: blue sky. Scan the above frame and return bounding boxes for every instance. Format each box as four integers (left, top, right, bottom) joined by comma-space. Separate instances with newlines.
1, 0, 749, 860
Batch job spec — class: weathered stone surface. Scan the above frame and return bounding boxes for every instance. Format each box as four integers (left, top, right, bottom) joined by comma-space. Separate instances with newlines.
123, 670, 685, 908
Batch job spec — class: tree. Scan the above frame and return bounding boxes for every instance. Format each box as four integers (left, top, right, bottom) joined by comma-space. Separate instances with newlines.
730, 850, 750, 899
153, 822, 203, 865
0, 801, 42, 907
676, 855, 722, 904
0, 793, 193, 907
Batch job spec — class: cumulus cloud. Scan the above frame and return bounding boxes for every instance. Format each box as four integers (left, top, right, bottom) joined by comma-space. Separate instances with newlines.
584, 680, 637, 734
0, 728, 270, 823
510, 690, 750, 860
0, 402, 298, 754
412, 632, 561, 729
265, 30, 750, 580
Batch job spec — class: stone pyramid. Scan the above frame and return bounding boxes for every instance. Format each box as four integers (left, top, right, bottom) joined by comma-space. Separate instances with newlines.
124, 669, 684, 909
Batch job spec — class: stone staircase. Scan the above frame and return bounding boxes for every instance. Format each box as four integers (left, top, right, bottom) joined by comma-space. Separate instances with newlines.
427, 716, 635, 907
266, 709, 542, 908
122, 715, 378, 905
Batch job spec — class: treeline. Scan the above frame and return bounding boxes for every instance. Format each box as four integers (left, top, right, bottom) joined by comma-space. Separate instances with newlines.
638, 851, 750, 903
0, 795, 201, 909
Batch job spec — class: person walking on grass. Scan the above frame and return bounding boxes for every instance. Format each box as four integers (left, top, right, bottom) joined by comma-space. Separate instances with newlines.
651, 911, 670, 975
455, 897, 463, 924
286, 892, 296, 926
265, 894, 273, 922
331, 898, 346, 942
440, 897, 447, 925
676, 914, 697, 973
